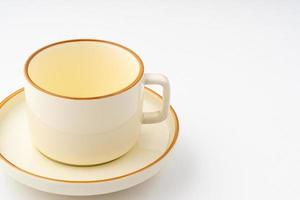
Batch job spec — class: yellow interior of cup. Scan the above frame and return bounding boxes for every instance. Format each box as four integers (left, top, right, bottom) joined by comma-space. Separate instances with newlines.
26, 40, 143, 99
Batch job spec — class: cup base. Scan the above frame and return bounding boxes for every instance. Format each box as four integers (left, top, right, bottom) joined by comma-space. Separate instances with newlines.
35, 146, 133, 167
27, 106, 141, 166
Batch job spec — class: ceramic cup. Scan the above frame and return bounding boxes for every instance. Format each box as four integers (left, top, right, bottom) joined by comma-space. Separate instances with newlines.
24, 39, 170, 166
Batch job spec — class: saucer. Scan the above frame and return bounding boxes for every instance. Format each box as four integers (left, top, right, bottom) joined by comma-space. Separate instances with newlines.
0, 88, 179, 196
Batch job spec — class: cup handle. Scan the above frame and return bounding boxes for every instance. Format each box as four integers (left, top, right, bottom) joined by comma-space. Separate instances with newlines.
142, 73, 170, 124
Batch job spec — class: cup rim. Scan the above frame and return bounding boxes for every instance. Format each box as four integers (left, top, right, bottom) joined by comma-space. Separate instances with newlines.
24, 39, 145, 100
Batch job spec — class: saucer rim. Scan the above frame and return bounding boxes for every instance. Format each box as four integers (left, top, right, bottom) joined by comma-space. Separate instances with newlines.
0, 87, 179, 183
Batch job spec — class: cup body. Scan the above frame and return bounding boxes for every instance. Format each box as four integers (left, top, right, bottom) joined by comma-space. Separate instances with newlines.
25, 80, 143, 166
24, 39, 145, 166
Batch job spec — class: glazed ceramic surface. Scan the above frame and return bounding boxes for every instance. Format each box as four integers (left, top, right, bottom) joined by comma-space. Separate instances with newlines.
0, 88, 179, 196
24, 39, 171, 166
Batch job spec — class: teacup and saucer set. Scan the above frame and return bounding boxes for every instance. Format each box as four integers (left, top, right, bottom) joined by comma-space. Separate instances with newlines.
0, 39, 179, 196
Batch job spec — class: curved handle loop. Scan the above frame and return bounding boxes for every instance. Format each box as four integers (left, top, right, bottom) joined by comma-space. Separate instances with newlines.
142, 73, 170, 124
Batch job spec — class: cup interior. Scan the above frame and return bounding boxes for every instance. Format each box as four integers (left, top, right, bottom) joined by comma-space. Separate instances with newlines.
25, 40, 143, 99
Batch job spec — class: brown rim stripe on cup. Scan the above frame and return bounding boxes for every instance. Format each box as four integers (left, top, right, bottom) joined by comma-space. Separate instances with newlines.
0, 87, 179, 183
24, 39, 145, 100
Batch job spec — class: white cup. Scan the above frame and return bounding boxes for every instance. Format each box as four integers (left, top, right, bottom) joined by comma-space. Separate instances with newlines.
24, 39, 170, 166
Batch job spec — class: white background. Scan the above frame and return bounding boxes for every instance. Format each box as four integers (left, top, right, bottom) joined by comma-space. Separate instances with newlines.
0, 0, 300, 199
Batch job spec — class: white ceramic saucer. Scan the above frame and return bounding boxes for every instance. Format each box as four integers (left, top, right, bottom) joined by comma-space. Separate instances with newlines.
0, 88, 179, 196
